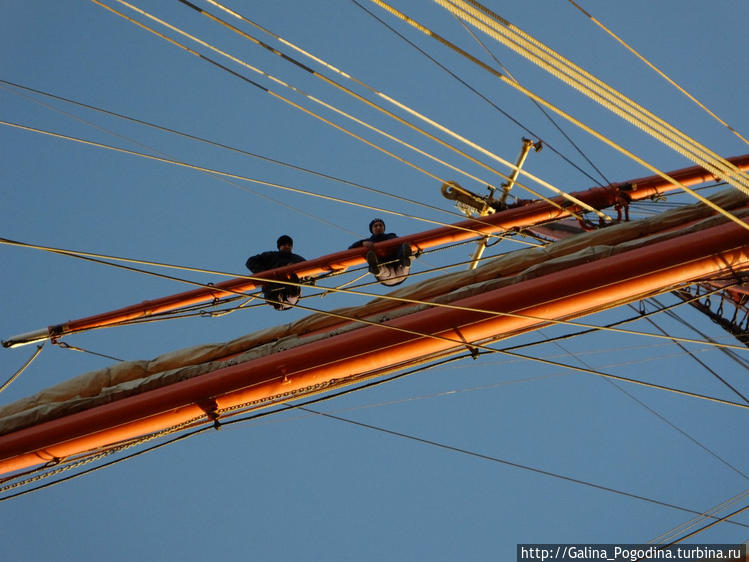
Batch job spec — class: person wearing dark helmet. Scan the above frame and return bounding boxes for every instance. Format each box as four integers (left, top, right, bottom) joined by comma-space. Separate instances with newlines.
349, 218, 412, 286
245, 235, 306, 310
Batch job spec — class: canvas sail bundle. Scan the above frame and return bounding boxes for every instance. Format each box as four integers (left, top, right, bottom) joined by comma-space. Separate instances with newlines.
0, 189, 746, 438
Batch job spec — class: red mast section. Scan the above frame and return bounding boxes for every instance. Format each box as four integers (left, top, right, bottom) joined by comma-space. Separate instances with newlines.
0, 158, 747, 476
4, 154, 749, 348
0, 215, 746, 475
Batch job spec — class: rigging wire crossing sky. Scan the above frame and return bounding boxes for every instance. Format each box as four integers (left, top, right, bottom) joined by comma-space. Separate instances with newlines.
1, 1, 748, 560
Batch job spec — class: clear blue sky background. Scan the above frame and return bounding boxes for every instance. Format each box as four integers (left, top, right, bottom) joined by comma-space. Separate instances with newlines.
1, 1, 748, 560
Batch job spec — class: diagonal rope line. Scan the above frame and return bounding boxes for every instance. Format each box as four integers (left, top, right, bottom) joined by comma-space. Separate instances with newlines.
3, 235, 749, 354
365, 0, 749, 233
565, 0, 749, 148
87, 0, 465, 193
95, 0, 482, 196
443, 0, 749, 187
2, 1, 744, 520
2, 237, 748, 412
0, 344, 44, 394
0, 78, 486, 232
638, 309, 749, 404
350, 0, 607, 189
187, 0, 605, 221
656, 502, 749, 550
438, 0, 749, 195
0, 81, 362, 237
298, 405, 749, 525
501, 284, 738, 354
108, 0, 590, 221
0, 119, 511, 240
3, 355, 747, 532
647, 488, 749, 545
543, 324, 749, 481
451, 12, 612, 187
54, 342, 125, 363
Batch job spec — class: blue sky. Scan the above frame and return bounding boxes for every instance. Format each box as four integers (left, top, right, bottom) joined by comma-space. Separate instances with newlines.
1, 1, 748, 560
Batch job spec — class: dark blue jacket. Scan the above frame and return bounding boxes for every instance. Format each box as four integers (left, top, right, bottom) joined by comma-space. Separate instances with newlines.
349, 232, 397, 250
246, 250, 305, 274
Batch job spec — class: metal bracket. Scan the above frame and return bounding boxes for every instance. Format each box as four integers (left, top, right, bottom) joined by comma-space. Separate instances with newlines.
499, 137, 542, 206
440, 137, 542, 270
441, 181, 496, 216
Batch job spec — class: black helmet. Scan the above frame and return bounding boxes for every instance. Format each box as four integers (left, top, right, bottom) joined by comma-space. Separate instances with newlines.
277, 235, 293, 248
369, 218, 385, 233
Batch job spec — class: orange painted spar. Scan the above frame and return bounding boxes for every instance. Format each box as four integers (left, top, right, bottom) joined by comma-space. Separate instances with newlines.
0, 217, 746, 475
10, 154, 748, 344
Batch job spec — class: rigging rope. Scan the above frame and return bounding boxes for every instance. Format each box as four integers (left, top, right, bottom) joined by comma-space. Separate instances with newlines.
3, 235, 748, 353
87, 0, 467, 195
451, 12, 612, 187
101, 277, 748, 410
0, 79, 485, 234
0, 415, 206, 498
0, 344, 44, 394
186, 0, 606, 221
296, 405, 749, 526
648, 488, 749, 545
2, 249, 746, 442
54, 342, 125, 363
658, 502, 749, 549
543, 326, 749, 482
351, 0, 608, 189
2, 4, 745, 535
365, 0, 749, 233
0, 81, 363, 238
565, 0, 749, 148
40, 3, 745, 356
0, 119, 510, 240
109, 0, 591, 221
657, 297, 749, 371
102, 0, 468, 188
4, 350, 747, 532
637, 307, 749, 404
438, 0, 749, 194
502, 284, 737, 353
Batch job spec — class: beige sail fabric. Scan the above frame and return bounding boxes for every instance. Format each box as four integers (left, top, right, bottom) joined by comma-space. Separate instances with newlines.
0, 189, 746, 436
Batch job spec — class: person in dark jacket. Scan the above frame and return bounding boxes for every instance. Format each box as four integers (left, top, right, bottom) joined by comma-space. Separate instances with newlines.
246, 235, 306, 310
349, 218, 412, 286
